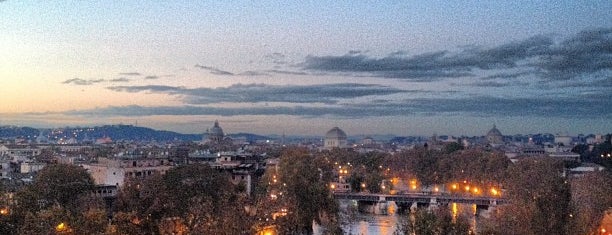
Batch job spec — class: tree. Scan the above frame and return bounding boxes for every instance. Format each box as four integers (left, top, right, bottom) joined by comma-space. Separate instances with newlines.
113, 174, 166, 235
32, 164, 95, 212
113, 164, 252, 234
8, 164, 105, 234
487, 158, 572, 235
273, 148, 340, 234
396, 208, 470, 235
569, 171, 612, 235
162, 164, 251, 234
443, 142, 464, 154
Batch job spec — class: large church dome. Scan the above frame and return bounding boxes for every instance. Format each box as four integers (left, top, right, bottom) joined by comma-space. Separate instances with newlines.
325, 127, 348, 149
326, 127, 347, 139
206, 120, 224, 143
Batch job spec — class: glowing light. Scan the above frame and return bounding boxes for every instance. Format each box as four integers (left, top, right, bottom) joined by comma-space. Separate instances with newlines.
451, 184, 458, 190
464, 185, 470, 191
330, 184, 336, 189
56, 222, 67, 232
0, 208, 8, 215
491, 188, 499, 196
434, 187, 439, 192
361, 183, 366, 188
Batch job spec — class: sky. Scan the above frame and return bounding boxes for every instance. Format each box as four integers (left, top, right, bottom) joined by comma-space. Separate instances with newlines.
0, 1, 611, 136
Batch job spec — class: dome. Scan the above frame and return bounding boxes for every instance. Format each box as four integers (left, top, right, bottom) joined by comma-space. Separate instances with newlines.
487, 125, 502, 137
325, 127, 348, 149
326, 127, 347, 139
206, 120, 225, 143
486, 125, 503, 145
209, 120, 224, 136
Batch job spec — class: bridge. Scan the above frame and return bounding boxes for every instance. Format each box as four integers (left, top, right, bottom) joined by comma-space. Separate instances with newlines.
333, 192, 505, 206
333, 192, 506, 215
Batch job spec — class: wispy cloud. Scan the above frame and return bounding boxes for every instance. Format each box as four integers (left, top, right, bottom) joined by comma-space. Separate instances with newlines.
301, 28, 612, 81
107, 83, 410, 104
264, 52, 289, 65
266, 69, 308, 75
194, 64, 234, 76
144, 75, 159, 79
62, 78, 104, 85
56, 89, 611, 119
109, 77, 130, 82
118, 72, 141, 76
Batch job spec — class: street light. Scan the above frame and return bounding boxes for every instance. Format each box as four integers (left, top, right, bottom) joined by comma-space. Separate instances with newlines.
56, 222, 68, 232
491, 188, 499, 196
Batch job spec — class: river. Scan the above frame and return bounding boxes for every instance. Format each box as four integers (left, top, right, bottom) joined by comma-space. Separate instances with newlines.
315, 200, 481, 235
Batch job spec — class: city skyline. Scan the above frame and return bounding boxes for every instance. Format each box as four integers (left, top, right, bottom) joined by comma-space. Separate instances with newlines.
1, 1, 611, 136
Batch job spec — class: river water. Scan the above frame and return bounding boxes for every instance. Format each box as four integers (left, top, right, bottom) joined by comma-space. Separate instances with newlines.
315, 200, 480, 235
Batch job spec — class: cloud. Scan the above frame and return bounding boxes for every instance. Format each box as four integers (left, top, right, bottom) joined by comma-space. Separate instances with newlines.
118, 72, 141, 76
109, 77, 130, 82
62, 78, 104, 85
238, 71, 270, 76
266, 69, 309, 75
107, 85, 184, 93
144, 75, 159, 79
107, 83, 410, 104
57, 90, 611, 119
537, 28, 612, 79
480, 71, 533, 80
194, 64, 234, 75
301, 28, 612, 81
264, 52, 288, 65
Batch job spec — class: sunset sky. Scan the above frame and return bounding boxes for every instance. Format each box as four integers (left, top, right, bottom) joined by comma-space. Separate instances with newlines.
1, 1, 611, 136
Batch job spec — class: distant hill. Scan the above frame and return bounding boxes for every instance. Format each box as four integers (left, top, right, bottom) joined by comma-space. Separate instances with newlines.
84, 125, 202, 142
0, 126, 40, 138
0, 125, 202, 142
228, 133, 269, 142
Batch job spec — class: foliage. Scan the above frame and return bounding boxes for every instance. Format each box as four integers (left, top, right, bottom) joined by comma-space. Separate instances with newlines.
258, 147, 340, 234
6, 164, 105, 234
569, 171, 612, 235
396, 208, 470, 235
443, 142, 464, 154
486, 158, 572, 235
113, 164, 252, 234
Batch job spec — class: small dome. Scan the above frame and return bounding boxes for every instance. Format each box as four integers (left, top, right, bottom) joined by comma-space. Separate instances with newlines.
486, 125, 503, 145
487, 125, 502, 137
326, 127, 347, 139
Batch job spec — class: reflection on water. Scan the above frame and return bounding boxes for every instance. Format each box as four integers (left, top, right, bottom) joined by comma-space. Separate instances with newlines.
314, 200, 481, 235
348, 213, 398, 235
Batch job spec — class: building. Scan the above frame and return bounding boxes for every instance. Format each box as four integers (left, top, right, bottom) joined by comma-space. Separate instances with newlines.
20, 161, 46, 174
205, 120, 225, 143
82, 156, 173, 187
0, 145, 41, 158
324, 127, 348, 149
554, 133, 573, 146
486, 125, 504, 145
